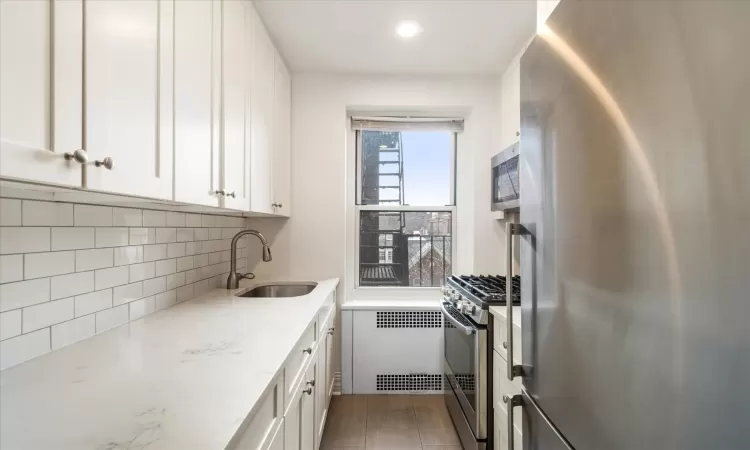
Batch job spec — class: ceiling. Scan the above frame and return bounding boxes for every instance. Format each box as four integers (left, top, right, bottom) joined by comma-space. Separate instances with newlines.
253, 1, 536, 75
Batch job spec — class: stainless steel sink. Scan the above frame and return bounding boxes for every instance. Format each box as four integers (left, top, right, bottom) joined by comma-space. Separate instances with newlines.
236, 283, 318, 298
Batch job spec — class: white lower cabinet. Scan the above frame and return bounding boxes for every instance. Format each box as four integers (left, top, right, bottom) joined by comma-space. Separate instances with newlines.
493, 349, 523, 450
267, 420, 285, 450
315, 310, 336, 448
285, 353, 317, 450
233, 375, 284, 450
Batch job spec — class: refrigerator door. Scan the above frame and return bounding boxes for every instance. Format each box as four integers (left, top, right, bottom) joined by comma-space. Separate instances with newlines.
520, 1, 750, 449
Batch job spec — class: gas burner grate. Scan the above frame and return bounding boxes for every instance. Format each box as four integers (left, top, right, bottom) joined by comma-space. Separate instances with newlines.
447, 274, 521, 304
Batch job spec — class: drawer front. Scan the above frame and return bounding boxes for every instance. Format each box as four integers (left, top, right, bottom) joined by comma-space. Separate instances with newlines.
284, 320, 317, 409
492, 309, 522, 365
232, 376, 283, 449
494, 408, 523, 450
317, 291, 335, 338
493, 350, 523, 418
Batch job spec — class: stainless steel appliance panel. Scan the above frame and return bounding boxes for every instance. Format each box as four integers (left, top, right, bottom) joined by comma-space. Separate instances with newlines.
491, 142, 521, 211
520, 1, 750, 449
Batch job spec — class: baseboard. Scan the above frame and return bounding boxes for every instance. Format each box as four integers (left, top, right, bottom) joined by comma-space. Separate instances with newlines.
333, 371, 342, 395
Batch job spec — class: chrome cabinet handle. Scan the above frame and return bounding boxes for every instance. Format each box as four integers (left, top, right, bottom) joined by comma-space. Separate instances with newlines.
302, 347, 312, 354
94, 156, 114, 170
272, 202, 283, 208
505, 222, 524, 380
302, 387, 312, 395
226, 191, 236, 198
306, 379, 315, 387
503, 394, 522, 450
64, 149, 88, 164
215, 190, 226, 196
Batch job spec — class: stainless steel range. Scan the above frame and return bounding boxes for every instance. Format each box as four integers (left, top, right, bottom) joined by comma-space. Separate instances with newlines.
441, 274, 521, 450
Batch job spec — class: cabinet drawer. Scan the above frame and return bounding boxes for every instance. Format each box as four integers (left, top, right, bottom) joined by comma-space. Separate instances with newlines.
493, 350, 523, 419
232, 375, 283, 449
494, 408, 522, 450
284, 320, 317, 409
317, 292, 335, 338
492, 307, 522, 365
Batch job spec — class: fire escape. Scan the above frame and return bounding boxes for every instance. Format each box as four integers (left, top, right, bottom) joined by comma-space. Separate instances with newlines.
360, 132, 408, 286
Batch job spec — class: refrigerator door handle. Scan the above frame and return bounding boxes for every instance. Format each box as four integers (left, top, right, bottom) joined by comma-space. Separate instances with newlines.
505, 222, 525, 380
506, 391, 577, 450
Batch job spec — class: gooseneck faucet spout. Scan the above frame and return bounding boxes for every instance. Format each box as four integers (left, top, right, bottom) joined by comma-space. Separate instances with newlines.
226, 230, 272, 289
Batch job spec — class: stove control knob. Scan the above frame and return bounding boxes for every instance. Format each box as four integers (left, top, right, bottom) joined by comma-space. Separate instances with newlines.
451, 293, 461, 302
460, 301, 469, 314
469, 304, 477, 315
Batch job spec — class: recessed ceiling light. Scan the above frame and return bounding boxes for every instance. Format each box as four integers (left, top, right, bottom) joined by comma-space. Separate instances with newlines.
396, 20, 423, 38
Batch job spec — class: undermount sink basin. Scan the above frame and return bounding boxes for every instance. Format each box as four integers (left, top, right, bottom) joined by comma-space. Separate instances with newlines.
236, 283, 318, 298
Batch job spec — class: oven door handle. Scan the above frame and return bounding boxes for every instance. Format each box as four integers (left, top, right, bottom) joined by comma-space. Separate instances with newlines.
440, 302, 475, 335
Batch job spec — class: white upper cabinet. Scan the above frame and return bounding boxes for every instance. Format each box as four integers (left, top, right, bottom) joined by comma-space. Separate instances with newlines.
173, 0, 220, 207
0, 0, 83, 187
273, 53, 292, 217
250, 6, 276, 215
221, 0, 252, 211
84, 0, 173, 200
500, 57, 521, 150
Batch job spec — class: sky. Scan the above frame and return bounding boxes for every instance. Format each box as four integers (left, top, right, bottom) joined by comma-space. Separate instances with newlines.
397, 131, 452, 206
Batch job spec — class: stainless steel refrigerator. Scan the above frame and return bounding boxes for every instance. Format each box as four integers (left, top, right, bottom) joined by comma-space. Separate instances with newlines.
507, 1, 750, 449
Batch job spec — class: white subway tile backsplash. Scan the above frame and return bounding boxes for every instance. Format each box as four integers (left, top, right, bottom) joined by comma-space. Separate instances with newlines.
51, 271, 94, 300
129, 262, 155, 282
114, 246, 143, 266
166, 212, 185, 227
94, 266, 129, 290
142, 276, 166, 297
155, 289, 177, 310
75, 289, 112, 317
143, 244, 167, 262
0, 254, 24, 283
194, 228, 209, 241
112, 207, 142, 227
142, 210, 166, 227
24, 251, 75, 279
74, 205, 113, 227
95, 305, 128, 332
0, 310, 22, 340
176, 228, 193, 242
95, 228, 129, 248
129, 295, 155, 320
22, 297, 74, 332
23, 201, 74, 226
0, 198, 22, 226
51, 227, 94, 251
155, 228, 176, 244
167, 242, 185, 258
155, 258, 176, 277
0, 199, 249, 368
185, 214, 202, 227
51, 315, 95, 350
0, 328, 50, 369
0, 227, 50, 254
0, 278, 50, 312
176, 256, 194, 272
166, 272, 186, 290
129, 228, 155, 245
113, 282, 143, 306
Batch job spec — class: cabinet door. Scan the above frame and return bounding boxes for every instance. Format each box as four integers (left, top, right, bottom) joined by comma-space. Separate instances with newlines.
221, 0, 251, 210
500, 57, 520, 149
85, 0, 173, 199
315, 328, 328, 449
249, 6, 275, 214
300, 361, 317, 450
172, 0, 220, 206
326, 319, 335, 400
273, 53, 291, 217
267, 420, 284, 450
0, 0, 83, 187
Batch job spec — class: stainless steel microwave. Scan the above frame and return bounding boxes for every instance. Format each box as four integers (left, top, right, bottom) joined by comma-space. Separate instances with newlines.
491, 142, 520, 211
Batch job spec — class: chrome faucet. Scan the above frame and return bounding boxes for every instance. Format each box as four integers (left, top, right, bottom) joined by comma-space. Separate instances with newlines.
226, 230, 272, 289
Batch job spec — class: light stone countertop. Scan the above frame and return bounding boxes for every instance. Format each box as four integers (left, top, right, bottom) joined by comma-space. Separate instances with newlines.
0, 278, 340, 450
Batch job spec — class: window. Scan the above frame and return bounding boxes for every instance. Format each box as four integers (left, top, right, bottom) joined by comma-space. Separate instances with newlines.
353, 117, 460, 288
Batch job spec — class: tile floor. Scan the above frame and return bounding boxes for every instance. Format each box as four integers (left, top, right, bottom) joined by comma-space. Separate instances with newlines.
320, 394, 462, 450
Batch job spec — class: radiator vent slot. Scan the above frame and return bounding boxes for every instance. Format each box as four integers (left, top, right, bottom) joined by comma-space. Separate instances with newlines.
376, 311, 441, 328
376, 374, 442, 392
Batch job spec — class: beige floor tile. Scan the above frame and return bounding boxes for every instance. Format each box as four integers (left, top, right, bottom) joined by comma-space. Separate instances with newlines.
365, 395, 422, 449
412, 395, 461, 447
320, 395, 368, 449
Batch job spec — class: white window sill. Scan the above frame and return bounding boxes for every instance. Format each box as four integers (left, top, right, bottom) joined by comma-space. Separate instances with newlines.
342, 287, 443, 310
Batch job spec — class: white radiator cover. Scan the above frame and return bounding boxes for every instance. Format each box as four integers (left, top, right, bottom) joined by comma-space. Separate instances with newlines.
342, 308, 444, 394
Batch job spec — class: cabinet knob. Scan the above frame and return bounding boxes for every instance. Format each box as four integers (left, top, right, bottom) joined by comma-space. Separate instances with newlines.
328, 327, 335, 335
306, 379, 316, 387
215, 190, 226, 196
271, 203, 278, 208
302, 387, 313, 395
64, 149, 88, 164
516, 131, 520, 137
277, 203, 282, 208
502, 341, 508, 349
226, 191, 236, 198
302, 347, 312, 354
94, 157, 114, 170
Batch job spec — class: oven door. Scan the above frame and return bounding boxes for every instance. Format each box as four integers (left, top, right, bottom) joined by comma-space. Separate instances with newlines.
442, 301, 487, 442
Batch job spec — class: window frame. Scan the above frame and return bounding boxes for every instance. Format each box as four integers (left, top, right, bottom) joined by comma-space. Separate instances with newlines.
352, 126, 458, 291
